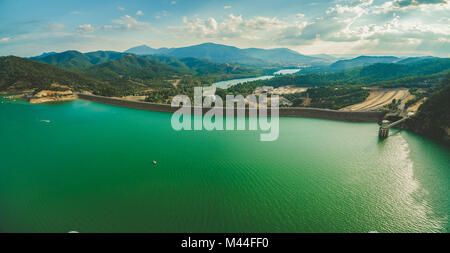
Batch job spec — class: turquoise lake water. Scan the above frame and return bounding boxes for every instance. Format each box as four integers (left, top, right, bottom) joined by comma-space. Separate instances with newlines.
0, 96, 448, 232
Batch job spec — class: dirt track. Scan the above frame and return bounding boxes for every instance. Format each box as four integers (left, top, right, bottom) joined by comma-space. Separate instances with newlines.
341, 89, 409, 111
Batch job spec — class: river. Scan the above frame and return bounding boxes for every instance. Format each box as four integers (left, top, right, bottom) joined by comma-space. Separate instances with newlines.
0, 96, 448, 232
213, 69, 301, 89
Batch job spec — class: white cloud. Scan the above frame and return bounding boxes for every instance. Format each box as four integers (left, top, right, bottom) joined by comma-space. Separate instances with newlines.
180, 16, 218, 37
179, 14, 289, 38
77, 24, 95, 33
169, 0, 449, 56
373, 0, 449, 13
290, 2, 369, 44
3, 0, 448, 57
112, 15, 151, 30
286, 0, 450, 55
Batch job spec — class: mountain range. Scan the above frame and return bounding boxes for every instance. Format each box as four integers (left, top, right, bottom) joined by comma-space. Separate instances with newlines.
248, 57, 450, 88
1, 42, 444, 98
28, 42, 439, 72
124, 43, 442, 70
2, 49, 265, 96
0, 56, 112, 94
30, 50, 261, 78
329, 56, 401, 70
125, 43, 331, 66
30, 50, 127, 70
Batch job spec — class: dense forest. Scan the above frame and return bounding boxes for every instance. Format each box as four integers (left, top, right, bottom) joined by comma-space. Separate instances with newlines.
247, 58, 450, 88
283, 86, 370, 110
30, 50, 126, 70
403, 74, 450, 145
1, 51, 263, 97
0, 56, 116, 95
2, 52, 450, 117
31, 50, 262, 82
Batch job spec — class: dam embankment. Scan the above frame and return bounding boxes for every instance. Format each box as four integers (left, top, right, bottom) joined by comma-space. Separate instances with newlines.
78, 93, 385, 122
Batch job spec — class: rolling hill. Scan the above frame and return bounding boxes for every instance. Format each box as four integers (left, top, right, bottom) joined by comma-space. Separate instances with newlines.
403, 74, 450, 145
30, 51, 56, 59
329, 56, 400, 70
82, 54, 185, 82
29, 50, 261, 83
164, 43, 262, 65
125, 45, 170, 55
0, 56, 113, 94
247, 57, 450, 88
124, 42, 329, 66
30, 50, 127, 70
241, 47, 326, 65
178, 57, 260, 76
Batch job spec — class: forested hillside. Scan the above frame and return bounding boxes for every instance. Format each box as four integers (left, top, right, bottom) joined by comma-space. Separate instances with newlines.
403, 74, 450, 145
248, 58, 450, 88
0, 56, 113, 94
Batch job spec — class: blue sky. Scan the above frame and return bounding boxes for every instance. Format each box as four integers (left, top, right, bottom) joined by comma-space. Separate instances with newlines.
0, 0, 449, 57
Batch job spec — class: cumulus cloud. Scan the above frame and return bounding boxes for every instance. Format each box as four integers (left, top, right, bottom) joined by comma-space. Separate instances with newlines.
282, 1, 371, 44
74, 15, 152, 33
3, 0, 448, 57
169, 0, 449, 56
77, 24, 95, 33
175, 14, 290, 40
374, 0, 449, 13
396, 0, 447, 7
292, 0, 450, 54
112, 15, 151, 30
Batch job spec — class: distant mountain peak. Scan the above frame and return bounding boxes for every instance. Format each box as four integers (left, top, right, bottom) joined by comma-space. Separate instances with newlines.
354, 55, 398, 59
124, 43, 329, 66
125, 45, 162, 55
32, 51, 56, 58
330, 55, 401, 70
130, 45, 154, 49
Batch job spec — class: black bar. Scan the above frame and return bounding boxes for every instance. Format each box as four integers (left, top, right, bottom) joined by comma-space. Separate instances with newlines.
0, 233, 447, 251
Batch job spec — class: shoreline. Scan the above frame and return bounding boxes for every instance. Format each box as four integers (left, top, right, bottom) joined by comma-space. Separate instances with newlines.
78, 93, 385, 122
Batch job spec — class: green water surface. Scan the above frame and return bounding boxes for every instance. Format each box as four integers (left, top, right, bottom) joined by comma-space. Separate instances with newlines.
0, 97, 448, 232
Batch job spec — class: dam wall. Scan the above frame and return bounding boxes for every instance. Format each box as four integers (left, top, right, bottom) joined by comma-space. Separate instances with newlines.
78, 94, 385, 122
278, 107, 384, 122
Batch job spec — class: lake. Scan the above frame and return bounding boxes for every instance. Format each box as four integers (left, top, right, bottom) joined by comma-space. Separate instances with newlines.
0, 96, 448, 232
